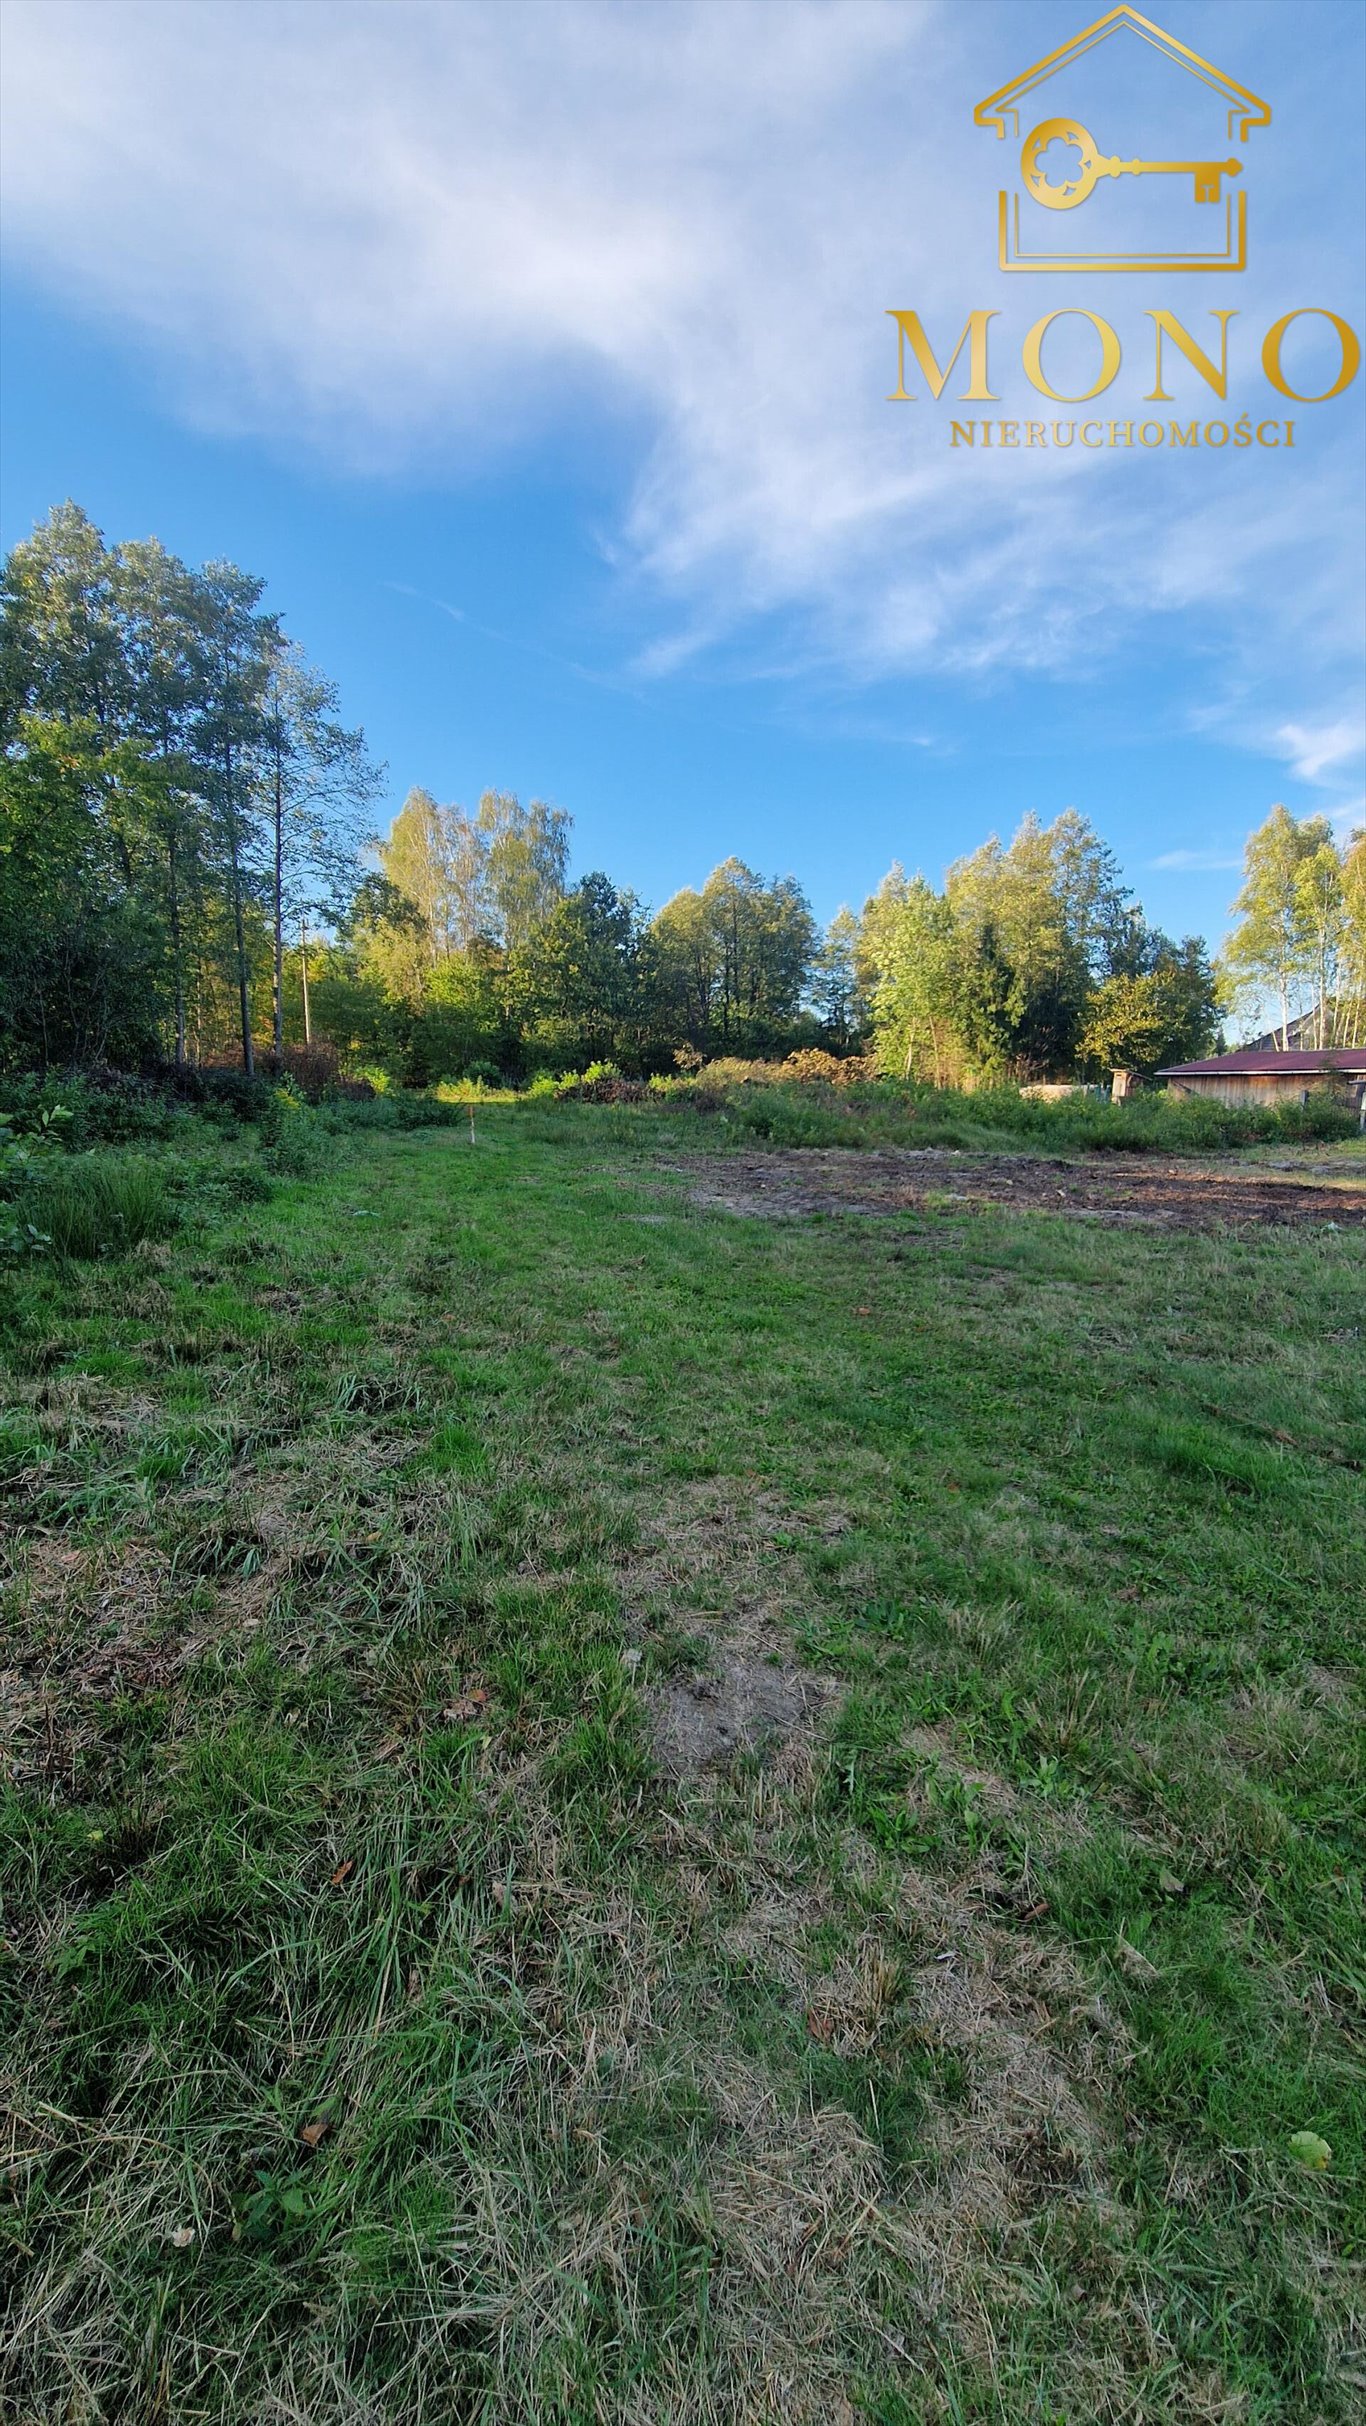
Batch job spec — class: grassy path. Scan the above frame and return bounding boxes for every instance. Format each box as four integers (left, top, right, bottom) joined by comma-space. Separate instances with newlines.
2, 1109, 1363, 2422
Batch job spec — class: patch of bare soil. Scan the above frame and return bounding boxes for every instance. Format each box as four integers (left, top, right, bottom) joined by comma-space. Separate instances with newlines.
651, 1646, 831, 1779
676, 1146, 1366, 1231
613, 1475, 838, 1779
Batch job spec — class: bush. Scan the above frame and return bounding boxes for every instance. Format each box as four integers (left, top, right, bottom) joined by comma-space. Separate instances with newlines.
553, 1072, 650, 1104
697, 1056, 780, 1087
261, 1087, 334, 1176
781, 1049, 879, 1087
1, 1108, 71, 1253
159, 1063, 278, 1125
322, 1076, 379, 1103
0, 1068, 181, 1148
1267, 1092, 1359, 1143
267, 1041, 344, 1102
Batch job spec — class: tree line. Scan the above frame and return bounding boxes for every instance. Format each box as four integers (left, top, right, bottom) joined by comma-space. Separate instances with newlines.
3, 504, 1362, 1088
1, 503, 379, 1077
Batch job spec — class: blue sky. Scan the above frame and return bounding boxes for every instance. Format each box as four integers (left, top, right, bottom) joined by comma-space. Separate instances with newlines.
2, 0, 1363, 965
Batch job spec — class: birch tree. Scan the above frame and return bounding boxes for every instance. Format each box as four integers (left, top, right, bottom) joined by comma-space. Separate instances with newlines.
1222, 806, 1327, 1047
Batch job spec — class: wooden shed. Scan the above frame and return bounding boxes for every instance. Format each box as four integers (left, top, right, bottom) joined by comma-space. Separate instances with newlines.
1157, 1047, 1366, 1117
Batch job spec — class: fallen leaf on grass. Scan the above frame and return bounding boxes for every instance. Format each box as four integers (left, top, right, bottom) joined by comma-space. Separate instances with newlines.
330, 1859, 356, 1887
806, 2008, 834, 2045
299, 2120, 328, 2149
1157, 1869, 1187, 1897
443, 1690, 490, 1724
169, 2225, 195, 2249
1288, 2130, 1332, 2170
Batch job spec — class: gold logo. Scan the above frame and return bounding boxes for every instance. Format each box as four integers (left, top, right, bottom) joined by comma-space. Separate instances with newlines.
976, 5, 1270, 273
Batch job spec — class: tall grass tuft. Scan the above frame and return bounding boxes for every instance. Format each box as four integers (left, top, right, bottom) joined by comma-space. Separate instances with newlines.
27, 1156, 177, 1258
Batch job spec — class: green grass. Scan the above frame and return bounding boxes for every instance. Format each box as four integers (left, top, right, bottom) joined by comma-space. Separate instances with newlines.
20, 1152, 179, 1259
2, 1104, 1363, 2423
704, 1077, 1363, 1157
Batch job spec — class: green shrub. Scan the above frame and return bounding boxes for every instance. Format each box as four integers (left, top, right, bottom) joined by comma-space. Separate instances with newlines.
1267, 1092, 1359, 1143
162, 1065, 278, 1125
262, 1089, 334, 1177
1, 1108, 71, 1252
269, 1042, 346, 1101
1, 1071, 182, 1148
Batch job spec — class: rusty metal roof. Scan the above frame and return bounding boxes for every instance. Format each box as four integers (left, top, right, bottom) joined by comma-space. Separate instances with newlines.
1157, 1047, 1366, 1077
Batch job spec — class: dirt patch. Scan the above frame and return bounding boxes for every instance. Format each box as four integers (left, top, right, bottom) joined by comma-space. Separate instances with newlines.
675, 1147, 1366, 1232
651, 1645, 832, 1779
612, 1476, 837, 1778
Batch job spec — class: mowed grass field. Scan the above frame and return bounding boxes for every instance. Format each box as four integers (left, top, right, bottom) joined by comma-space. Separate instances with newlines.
2, 1106, 1363, 2424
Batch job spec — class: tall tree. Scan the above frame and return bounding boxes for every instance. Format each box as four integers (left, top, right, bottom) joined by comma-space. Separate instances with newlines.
1293, 840, 1347, 1048
1342, 829, 1366, 1044
512, 872, 653, 1066
379, 788, 486, 963
2, 503, 381, 1076
191, 565, 279, 1075
261, 643, 381, 1061
477, 791, 570, 952
0, 500, 122, 738
651, 860, 815, 1051
868, 878, 966, 1083
810, 908, 864, 1048
650, 886, 716, 1041
1222, 806, 1329, 1048
946, 813, 1113, 1076
112, 538, 213, 1064
0, 717, 168, 1070
1079, 938, 1222, 1077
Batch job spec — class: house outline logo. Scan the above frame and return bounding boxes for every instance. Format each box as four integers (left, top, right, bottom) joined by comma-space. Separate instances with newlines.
975, 6, 1270, 273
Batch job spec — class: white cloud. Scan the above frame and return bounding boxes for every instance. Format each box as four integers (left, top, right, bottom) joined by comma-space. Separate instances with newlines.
1, 0, 1363, 746
1274, 720, 1365, 783
1149, 848, 1244, 871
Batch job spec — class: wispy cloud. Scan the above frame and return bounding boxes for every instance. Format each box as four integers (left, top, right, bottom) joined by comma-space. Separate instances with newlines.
1149, 848, 1244, 872
1326, 796, 1365, 842
2, 0, 1362, 755
1274, 720, 1365, 784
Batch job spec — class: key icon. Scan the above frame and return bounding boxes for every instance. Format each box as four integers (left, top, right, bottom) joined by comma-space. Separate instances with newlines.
1022, 117, 1242, 208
